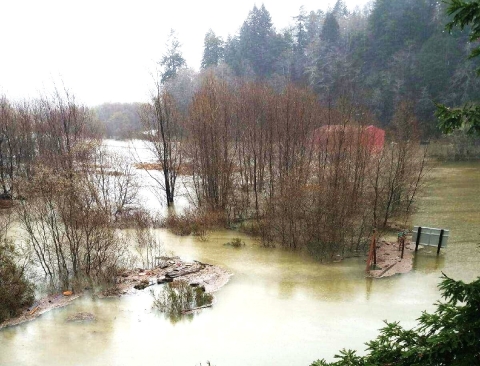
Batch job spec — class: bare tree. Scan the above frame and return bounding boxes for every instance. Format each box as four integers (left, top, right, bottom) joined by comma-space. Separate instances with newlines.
181, 79, 428, 261
84, 147, 139, 222
15, 91, 135, 290
188, 75, 236, 214
0, 97, 36, 198
140, 88, 183, 207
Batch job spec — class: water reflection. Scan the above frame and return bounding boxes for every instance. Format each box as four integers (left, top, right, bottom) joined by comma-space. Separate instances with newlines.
412, 250, 446, 273
365, 277, 373, 301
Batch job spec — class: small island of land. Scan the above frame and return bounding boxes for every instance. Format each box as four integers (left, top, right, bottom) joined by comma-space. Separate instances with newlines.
0, 257, 231, 329
368, 239, 415, 278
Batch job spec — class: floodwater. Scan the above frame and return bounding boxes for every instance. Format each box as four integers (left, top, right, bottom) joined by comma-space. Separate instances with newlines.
1, 144, 479, 366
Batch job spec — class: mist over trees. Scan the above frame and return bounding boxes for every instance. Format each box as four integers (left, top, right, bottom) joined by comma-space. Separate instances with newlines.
195, 0, 480, 139
84, 1, 480, 143
436, 0, 480, 136
93, 103, 143, 139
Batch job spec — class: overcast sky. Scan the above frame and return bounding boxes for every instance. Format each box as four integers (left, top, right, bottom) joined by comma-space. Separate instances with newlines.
0, 0, 371, 106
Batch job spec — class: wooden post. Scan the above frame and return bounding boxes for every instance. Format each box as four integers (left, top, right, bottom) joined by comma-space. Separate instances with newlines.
401, 236, 405, 259
437, 229, 445, 255
415, 226, 422, 252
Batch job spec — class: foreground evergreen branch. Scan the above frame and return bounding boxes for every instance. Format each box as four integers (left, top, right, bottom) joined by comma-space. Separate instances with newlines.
436, 103, 480, 136
445, 0, 480, 68
437, 0, 480, 136
311, 274, 480, 365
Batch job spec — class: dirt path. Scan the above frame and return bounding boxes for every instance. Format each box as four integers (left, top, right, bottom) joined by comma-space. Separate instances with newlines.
367, 239, 414, 278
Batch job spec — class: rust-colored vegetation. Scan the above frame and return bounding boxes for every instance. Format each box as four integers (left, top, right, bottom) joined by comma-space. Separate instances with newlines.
173, 76, 427, 261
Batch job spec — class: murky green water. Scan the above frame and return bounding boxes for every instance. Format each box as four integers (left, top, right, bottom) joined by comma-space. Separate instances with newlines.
1, 155, 479, 366
411, 162, 480, 281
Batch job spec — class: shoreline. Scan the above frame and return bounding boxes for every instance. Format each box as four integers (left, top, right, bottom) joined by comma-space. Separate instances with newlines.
0, 256, 232, 330
0, 292, 82, 329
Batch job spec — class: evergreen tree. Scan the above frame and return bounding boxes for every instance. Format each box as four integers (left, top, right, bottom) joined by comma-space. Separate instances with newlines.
271, 28, 295, 80
332, 0, 348, 18
201, 29, 224, 69
306, 10, 324, 43
239, 4, 276, 77
159, 29, 186, 84
224, 35, 246, 76
291, 7, 309, 82
322, 12, 341, 44
293, 7, 309, 51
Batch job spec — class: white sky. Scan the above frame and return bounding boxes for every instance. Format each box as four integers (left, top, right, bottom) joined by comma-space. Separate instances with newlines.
0, 0, 370, 106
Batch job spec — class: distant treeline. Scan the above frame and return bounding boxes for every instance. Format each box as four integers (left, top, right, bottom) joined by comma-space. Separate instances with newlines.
93, 103, 143, 139
194, 0, 480, 139
95, 1, 480, 147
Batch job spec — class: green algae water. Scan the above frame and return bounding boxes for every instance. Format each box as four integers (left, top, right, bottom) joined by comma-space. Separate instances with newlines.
1, 146, 479, 365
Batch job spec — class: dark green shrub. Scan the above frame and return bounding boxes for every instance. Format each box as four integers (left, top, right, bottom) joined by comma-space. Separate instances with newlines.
195, 287, 213, 307
0, 242, 34, 323
224, 237, 245, 248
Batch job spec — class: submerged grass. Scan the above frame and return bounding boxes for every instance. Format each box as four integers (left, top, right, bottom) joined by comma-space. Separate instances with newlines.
224, 237, 245, 248
151, 280, 213, 319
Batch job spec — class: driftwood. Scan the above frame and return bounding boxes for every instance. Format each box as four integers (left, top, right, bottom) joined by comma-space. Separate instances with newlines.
378, 261, 397, 277
1, 258, 231, 329
66, 312, 96, 322
165, 263, 205, 279
181, 303, 213, 314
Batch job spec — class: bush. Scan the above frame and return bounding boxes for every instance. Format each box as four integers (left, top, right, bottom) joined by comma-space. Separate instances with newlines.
164, 209, 227, 237
224, 237, 245, 248
311, 274, 480, 365
0, 242, 34, 323
152, 280, 213, 318
164, 212, 195, 236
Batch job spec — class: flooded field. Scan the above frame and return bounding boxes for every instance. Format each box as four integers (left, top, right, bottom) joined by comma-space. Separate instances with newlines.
1, 145, 479, 366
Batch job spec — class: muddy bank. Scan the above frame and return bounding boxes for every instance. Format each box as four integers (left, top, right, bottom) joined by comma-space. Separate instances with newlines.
367, 239, 415, 278
0, 257, 231, 329
0, 292, 82, 329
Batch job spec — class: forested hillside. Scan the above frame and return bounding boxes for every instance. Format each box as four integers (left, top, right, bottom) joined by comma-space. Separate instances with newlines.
198, 0, 480, 138
92, 0, 480, 147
